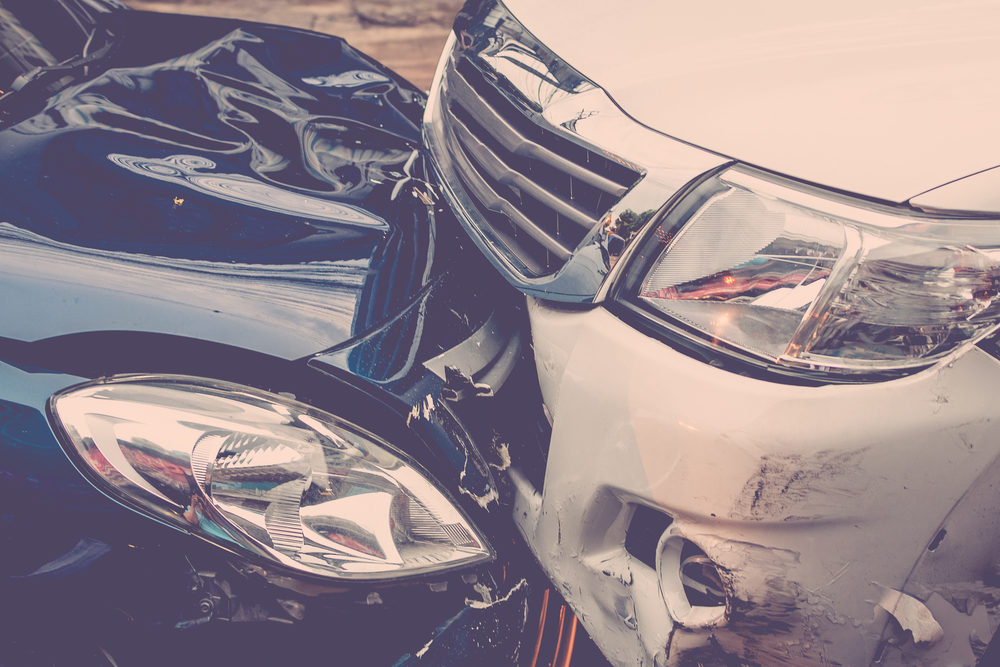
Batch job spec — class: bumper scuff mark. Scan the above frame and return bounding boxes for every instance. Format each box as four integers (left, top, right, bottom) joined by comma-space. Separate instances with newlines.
406, 393, 436, 426
733, 449, 868, 521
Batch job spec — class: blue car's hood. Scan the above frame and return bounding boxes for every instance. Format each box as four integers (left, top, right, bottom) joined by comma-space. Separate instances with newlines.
0, 11, 444, 360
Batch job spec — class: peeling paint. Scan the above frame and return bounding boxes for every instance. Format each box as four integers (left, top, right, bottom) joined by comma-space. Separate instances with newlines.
878, 584, 999, 667
599, 556, 633, 588
875, 585, 944, 643
457, 440, 499, 510
457, 476, 499, 510
414, 634, 435, 659
465, 578, 528, 610
405, 393, 435, 427
406, 578, 530, 664
471, 582, 494, 607
489, 439, 511, 472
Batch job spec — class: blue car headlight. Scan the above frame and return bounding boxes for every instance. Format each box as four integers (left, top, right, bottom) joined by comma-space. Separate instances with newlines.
48, 375, 492, 580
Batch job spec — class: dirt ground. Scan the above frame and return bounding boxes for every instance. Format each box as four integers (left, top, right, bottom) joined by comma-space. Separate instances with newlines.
127, 0, 464, 90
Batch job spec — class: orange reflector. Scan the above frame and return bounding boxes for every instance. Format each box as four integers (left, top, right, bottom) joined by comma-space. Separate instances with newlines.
530, 589, 580, 666
529, 588, 550, 667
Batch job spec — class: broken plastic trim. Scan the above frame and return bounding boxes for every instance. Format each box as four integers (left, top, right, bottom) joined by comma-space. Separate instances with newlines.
876, 585, 944, 644
423, 310, 523, 401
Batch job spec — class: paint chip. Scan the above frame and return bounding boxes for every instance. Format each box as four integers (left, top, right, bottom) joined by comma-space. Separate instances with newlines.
406, 394, 435, 427
875, 585, 944, 644
465, 578, 528, 609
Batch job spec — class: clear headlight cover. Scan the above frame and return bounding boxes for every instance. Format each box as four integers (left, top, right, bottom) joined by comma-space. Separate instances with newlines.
49, 376, 491, 579
635, 167, 1000, 374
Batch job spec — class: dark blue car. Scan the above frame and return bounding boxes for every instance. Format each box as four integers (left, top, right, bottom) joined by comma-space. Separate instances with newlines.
0, 1, 598, 664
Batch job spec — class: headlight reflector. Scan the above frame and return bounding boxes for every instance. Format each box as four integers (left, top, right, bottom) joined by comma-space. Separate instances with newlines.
635, 167, 1000, 374
50, 376, 491, 579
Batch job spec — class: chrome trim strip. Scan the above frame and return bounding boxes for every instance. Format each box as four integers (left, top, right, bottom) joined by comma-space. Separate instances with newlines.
442, 111, 573, 261
448, 113, 598, 231
445, 67, 627, 198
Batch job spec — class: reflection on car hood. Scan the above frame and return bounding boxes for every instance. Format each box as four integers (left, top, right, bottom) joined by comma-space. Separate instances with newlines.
0, 12, 442, 359
503, 0, 1000, 203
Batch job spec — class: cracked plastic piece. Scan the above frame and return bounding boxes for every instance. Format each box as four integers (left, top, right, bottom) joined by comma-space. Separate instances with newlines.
876, 585, 944, 644
424, 310, 523, 401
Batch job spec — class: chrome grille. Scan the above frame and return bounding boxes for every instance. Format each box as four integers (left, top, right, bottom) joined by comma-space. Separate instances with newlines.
435, 48, 642, 277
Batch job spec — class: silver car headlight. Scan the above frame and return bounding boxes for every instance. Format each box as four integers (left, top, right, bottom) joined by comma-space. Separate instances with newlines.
49, 375, 491, 579
620, 166, 1000, 376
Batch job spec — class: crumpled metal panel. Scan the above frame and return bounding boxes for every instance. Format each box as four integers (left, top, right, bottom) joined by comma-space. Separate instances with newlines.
0, 12, 442, 359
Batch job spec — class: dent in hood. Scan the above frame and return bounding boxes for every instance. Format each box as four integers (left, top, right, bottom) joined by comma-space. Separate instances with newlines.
0, 16, 447, 359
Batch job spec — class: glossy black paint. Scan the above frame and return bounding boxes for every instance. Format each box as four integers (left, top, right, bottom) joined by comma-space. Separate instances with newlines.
0, 8, 446, 359
0, 4, 557, 665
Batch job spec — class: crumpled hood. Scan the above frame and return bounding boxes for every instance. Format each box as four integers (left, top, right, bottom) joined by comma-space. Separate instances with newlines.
0, 11, 443, 360
504, 0, 1000, 203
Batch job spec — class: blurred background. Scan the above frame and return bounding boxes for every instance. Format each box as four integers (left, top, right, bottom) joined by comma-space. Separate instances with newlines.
127, 0, 464, 89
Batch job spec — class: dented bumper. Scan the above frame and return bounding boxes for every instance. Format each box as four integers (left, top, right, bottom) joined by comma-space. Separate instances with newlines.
0, 5, 579, 661
514, 297, 1000, 666
0, 265, 566, 665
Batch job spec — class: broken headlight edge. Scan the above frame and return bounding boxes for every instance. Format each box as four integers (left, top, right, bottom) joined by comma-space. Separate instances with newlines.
615, 165, 1000, 379
47, 375, 493, 581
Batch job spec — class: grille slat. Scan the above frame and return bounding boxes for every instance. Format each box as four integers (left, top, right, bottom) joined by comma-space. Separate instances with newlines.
442, 118, 573, 263
445, 67, 628, 198
448, 111, 599, 230
433, 40, 642, 277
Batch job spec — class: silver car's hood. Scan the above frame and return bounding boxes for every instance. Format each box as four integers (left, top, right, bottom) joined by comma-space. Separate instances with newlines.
503, 0, 1000, 204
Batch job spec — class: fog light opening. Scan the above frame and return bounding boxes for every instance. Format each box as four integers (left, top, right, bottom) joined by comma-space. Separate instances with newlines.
656, 529, 728, 628
679, 543, 727, 608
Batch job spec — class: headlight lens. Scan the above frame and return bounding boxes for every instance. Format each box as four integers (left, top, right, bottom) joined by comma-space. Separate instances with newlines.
632, 167, 1000, 374
50, 376, 491, 579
